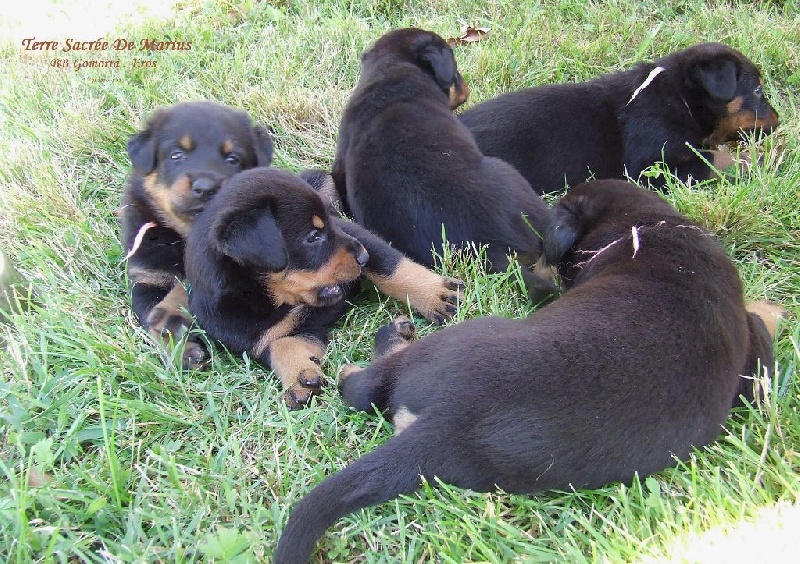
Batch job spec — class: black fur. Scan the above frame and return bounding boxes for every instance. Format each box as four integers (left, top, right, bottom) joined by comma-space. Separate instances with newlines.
332, 28, 555, 302
185, 168, 463, 409
121, 101, 273, 368
274, 179, 779, 562
459, 42, 779, 194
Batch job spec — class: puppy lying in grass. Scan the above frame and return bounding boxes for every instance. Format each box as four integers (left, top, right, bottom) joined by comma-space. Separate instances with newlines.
332, 27, 555, 302
274, 179, 784, 562
184, 167, 462, 409
460, 43, 780, 193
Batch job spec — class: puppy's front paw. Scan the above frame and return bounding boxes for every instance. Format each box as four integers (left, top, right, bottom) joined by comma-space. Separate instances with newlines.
282, 382, 322, 410
408, 267, 464, 325
182, 339, 207, 371
147, 304, 206, 370
431, 276, 465, 323
282, 364, 325, 410
147, 305, 192, 340
282, 384, 321, 410
710, 148, 753, 176
282, 367, 324, 410
269, 336, 327, 410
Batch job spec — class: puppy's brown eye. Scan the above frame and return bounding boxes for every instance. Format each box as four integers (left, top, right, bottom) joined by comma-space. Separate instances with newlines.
304, 229, 323, 244
170, 150, 185, 161
226, 154, 240, 165
753, 85, 763, 98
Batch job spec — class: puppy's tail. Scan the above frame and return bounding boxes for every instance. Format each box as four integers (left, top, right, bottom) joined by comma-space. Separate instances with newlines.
274, 427, 429, 564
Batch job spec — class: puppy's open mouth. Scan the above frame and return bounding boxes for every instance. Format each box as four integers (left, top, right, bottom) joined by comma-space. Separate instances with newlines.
172, 203, 206, 221
316, 284, 344, 306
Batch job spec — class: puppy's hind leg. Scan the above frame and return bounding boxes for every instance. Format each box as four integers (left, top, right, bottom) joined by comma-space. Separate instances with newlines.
374, 315, 417, 358
339, 316, 416, 413
735, 301, 788, 406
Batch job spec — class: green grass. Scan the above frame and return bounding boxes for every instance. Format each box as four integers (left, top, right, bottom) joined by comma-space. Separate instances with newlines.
1, 0, 799, 561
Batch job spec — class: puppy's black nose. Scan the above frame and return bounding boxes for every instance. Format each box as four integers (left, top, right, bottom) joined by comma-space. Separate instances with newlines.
191, 177, 219, 201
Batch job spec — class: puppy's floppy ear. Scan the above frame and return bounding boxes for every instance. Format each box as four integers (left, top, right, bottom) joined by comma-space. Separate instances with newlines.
127, 109, 168, 174
413, 37, 458, 90
127, 132, 156, 174
211, 206, 288, 271
297, 169, 341, 214
251, 124, 274, 166
544, 195, 590, 265
692, 58, 738, 102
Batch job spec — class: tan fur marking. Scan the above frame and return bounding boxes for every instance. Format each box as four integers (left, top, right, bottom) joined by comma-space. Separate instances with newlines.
142, 174, 194, 236
252, 305, 307, 358
531, 255, 558, 290
746, 301, 788, 340
727, 96, 744, 114
706, 110, 758, 145
267, 336, 326, 390
265, 249, 362, 307
312, 215, 325, 230
448, 78, 470, 109
222, 139, 234, 154
393, 406, 418, 435
179, 135, 193, 151
128, 266, 178, 288
367, 258, 461, 323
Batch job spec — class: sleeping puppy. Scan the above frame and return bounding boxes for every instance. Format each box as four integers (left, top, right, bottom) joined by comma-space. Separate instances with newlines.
184, 167, 462, 409
274, 179, 784, 562
459, 43, 780, 194
121, 101, 274, 368
332, 28, 555, 302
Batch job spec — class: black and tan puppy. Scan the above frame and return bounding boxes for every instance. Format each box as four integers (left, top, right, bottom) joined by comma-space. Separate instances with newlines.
332, 28, 554, 301
121, 101, 274, 368
185, 167, 462, 409
274, 179, 783, 562
459, 43, 780, 194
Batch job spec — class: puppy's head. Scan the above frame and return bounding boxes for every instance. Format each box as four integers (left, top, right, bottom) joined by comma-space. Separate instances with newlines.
677, 43, 779, 145
127, 101, 274, 235
544, 180, 682, 282
198, 168, 369, 308
361, 27, 470, 109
